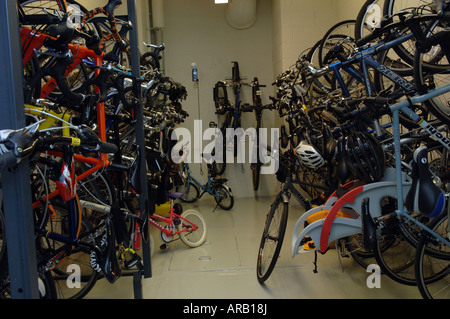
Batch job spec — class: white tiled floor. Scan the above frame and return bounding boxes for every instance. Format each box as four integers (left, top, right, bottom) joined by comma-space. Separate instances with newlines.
86, 195, 422, 299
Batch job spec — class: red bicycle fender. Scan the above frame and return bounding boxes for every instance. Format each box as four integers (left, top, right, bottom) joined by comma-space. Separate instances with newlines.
319, 185, 364, 253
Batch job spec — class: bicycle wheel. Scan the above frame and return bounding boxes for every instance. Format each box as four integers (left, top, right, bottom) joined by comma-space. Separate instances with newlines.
211, 141, 227, 176
40, 196, 101, 299
178, 209, 207, 248
50, 216, 100, 299
415, 212, 450, 299
373, 214, 428, 285
256, 196, 288, 283
178, 181, 200, 203
355, 0, 385, 42
414, 50, 450, 123
213, 184, 234, 210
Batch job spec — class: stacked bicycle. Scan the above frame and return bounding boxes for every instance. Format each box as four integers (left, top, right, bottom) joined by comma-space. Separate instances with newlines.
0, 0, 207, 299
257, 0, 449, 299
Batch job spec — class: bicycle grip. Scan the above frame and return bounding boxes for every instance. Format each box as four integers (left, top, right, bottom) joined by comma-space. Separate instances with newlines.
0, 152, 18, 171
97, 141, 118, 154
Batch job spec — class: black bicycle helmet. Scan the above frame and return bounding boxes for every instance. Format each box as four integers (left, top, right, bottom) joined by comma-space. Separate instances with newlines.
342, 132, 385, 184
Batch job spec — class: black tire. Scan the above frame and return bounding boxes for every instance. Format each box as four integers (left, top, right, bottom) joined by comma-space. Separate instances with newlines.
355, 0, 385, 42
413, 49, 450, 124
177, 180, 200, 203
40, 197, 99, 299
213, 184, 234, 210
415, 212, 450, 299
211, 141, 227, 176
372, 215, 428, 285
256, 196, 288, 283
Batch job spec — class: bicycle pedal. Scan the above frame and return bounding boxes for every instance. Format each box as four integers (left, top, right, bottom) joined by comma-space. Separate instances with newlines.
124, 254, 142, 269
160, 243, 169, 250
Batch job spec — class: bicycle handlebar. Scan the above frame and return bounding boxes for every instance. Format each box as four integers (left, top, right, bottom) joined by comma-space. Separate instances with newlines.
0, 125, 118, 170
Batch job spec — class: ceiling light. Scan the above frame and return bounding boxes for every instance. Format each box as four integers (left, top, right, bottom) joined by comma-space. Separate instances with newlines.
215, 0, 228, 4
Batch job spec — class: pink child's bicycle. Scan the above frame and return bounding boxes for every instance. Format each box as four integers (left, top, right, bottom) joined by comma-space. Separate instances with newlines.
149, 192, 207, 249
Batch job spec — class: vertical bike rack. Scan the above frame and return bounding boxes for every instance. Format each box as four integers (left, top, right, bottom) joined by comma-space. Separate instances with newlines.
0, 1, 151, 299
0, 1, 40, 299
127, 0, 152, 299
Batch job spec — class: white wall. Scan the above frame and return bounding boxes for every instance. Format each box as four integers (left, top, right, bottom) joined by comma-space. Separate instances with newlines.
162, 0, 278, 199
272, 0, 366, 74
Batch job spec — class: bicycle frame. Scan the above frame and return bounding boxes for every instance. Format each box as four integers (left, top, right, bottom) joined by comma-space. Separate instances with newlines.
21, 27, 108, 152
389, 83, 450, 246
183, 162, 214, 196
334, 32, 415, 97
276, 174, 312, 211
148, 203, 199, 237
318, 85, 450, 252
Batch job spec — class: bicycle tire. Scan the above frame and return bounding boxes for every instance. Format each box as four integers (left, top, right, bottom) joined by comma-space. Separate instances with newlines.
214, 184, 234, 210
256, 196, 288, 283
178, 209, 207, 248
318, 20, 359, 68
372, 214, 430, 285
355, 0, 385, 42
51, 217, 100, 299
211, 139, 227, 176
415, 212, 450, 299
177, 178, 200, 203
414, 50, 450, 124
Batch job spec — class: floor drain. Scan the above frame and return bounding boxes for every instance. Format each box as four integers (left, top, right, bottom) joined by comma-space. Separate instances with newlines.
199, 256, 211, 261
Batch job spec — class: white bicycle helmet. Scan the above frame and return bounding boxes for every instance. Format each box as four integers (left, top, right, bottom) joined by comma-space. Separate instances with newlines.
295, 141, 325, 169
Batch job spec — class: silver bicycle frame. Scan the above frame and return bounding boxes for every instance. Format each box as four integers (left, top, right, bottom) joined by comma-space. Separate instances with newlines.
391, 83, 450, 246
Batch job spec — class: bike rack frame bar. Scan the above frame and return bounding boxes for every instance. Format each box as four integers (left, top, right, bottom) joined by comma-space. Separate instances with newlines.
0, 1, 40, 299
127, 0, 152, 298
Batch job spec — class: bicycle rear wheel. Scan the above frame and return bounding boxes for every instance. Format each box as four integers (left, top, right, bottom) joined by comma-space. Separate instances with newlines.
178, 209, 207, 248
414, 50, 450, 124
256, 196, 288, 283
213, 184, 234, 210
415, 212, 450, 299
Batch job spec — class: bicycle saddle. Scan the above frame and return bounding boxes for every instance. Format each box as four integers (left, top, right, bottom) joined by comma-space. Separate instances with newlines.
405, 146, 445, 217
166, 192, 184, 199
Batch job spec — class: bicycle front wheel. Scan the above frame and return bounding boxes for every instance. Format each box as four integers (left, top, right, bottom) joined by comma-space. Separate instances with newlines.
256, 196, 288, 283
177, 180, 200, 203
178, 209, 207, 248
415, 212, 450, 299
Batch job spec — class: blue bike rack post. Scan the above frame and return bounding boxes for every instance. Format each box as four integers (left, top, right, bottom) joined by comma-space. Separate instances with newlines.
0, 1, 40, 299
127, 0, 152, 299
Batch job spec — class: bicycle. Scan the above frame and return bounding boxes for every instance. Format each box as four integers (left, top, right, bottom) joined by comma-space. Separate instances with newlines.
212, 61, 251, 176
148, 192, 207, 250
290, 83, 449, 297
0, 123, 130, 299
256, 147, 315, 283
242, 77, 276, 191
176, 158, 234, 211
